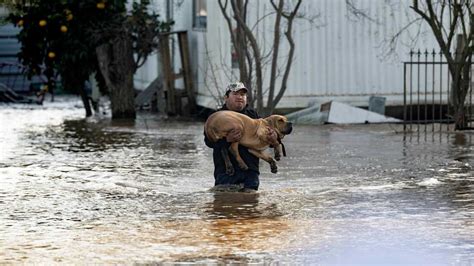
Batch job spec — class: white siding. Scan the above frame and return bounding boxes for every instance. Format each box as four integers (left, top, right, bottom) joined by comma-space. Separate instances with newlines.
198, 0, 441, 110
134, 0, 196, 91
137, 1, 447, 111
133, 0, 168, 90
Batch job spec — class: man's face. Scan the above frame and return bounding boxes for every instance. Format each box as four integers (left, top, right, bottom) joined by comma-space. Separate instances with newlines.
224, 89, 247, 111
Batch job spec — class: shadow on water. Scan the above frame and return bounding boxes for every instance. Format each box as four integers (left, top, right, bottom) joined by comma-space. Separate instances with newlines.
60, 119, 137, 152
21, 119, 138, 153
23, 118, 198, 158
206, 192, 263, 219
204, 191, 283, 220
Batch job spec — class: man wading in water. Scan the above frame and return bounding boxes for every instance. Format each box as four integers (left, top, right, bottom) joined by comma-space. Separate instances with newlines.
204, 82, 277, 192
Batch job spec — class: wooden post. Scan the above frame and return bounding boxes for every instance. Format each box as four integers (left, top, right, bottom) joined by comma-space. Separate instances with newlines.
177, 31, 197, 114
159, 35, 176, 115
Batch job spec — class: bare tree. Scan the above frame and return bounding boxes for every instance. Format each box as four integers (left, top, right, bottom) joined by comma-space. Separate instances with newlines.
201, 41, 239, 108
411, 0, 473, 129
217, 0, 302, 116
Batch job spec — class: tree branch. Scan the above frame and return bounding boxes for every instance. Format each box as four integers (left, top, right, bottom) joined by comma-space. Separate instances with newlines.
273, 0, 302, 110
267, 0, 283, 108
411, 0, 453, 64
230, 0, 264, 111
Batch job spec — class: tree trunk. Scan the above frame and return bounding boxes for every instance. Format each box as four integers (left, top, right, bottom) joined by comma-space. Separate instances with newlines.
454, 104, 467, 130
79, 86, 93, 117
450, 35, 472, 130
96, 35, 136, 120
62, 68, 92, 117
452, 71, 471, 130
234, 1, 251, 102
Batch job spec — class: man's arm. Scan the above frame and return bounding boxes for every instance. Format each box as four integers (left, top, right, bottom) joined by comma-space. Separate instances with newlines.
204, 128, 242, 148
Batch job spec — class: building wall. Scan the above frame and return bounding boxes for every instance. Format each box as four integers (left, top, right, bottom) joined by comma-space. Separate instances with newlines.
198, 1, 442, 110
133, 0, 167, 90
138, 1, 448, 111
134, 0, 196, 91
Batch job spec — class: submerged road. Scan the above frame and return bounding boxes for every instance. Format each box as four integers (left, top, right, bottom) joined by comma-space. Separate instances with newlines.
0, 97, 473, 264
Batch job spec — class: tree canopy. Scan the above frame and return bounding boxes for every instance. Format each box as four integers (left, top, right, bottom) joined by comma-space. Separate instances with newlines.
7, 0, 172, 117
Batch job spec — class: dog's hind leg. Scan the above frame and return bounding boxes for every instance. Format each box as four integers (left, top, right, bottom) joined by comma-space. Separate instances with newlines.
228, 142, 248, 170
221, 148, 235, 176
248, 149, 278, 174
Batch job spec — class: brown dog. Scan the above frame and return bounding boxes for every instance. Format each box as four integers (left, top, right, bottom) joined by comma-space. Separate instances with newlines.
205, 110, 293, 174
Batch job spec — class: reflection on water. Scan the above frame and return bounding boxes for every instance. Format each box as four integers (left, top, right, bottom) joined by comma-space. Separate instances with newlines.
0, 98, 473, 264
205, 192, 282, 220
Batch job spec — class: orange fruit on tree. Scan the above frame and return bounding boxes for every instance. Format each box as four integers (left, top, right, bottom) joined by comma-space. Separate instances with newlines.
39, 20, 47, 27
64, 9, 73, 20
18, 19, 24, 27
48, 52, 56, 59
60, 25, 68, 33
96, 2, 105, 9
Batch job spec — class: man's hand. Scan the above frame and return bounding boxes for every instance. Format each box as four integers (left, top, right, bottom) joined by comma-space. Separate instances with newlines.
226, 128, 242, 142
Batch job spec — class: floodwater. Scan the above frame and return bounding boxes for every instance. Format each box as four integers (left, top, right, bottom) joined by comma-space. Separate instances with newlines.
0, 97, 473, 265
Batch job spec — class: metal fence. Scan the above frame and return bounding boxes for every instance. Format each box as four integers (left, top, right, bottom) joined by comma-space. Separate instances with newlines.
403, 50, 473, 132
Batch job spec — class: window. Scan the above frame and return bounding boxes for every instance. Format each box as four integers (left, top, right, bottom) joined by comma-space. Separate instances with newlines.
193, 0, 207, 29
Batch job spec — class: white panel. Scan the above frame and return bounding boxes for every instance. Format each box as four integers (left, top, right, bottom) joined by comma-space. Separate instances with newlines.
326, 101, 401, 124
200, 0, 444, 110
140, 1, 447, 110
134, 0, 195, 91
134, 0, 167, 90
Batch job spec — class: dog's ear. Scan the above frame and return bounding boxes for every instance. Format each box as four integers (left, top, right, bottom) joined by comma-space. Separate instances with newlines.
265, 115, 277, 129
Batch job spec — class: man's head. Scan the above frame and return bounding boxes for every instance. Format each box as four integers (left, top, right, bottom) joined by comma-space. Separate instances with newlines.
224, 82, 248, 111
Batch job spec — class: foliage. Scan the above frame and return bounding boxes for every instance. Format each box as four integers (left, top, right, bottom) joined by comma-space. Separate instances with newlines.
7, 0, 172, 94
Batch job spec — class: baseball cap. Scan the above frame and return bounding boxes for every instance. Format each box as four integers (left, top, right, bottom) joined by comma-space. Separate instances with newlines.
226, 82, 248, 94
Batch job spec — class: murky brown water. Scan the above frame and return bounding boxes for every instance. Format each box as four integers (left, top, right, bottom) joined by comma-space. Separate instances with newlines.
0, 96, 473, 264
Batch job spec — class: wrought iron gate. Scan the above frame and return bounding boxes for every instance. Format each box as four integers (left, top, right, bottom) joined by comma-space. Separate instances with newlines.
403, 50, 473, 132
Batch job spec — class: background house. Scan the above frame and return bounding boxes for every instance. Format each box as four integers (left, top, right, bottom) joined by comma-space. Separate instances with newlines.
135, 1, 442, 115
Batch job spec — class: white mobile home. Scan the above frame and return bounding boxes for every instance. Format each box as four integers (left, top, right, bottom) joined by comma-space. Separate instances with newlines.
136, 1, 441, 113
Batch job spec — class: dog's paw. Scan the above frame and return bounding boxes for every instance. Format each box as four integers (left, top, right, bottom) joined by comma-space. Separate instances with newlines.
270, 161, 278, 173
274, 155, 281, 161
239, 164, 249, 170
239, 162, 249, 170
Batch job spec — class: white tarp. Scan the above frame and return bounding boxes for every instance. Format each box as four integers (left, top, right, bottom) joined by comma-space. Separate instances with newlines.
287, 101, 401, 125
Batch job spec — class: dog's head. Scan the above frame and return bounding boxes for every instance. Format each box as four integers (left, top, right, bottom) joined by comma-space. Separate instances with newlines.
265, 115, 293, 138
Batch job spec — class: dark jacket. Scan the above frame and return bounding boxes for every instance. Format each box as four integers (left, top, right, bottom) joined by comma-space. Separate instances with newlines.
204, 104, 260, 177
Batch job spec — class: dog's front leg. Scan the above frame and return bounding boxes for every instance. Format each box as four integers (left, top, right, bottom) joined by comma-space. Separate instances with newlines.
221, 148, 235, 176
229, 142, 248, 170
273, 144, 282, 161
248, 149, 278, 174
265, 127, 281, 161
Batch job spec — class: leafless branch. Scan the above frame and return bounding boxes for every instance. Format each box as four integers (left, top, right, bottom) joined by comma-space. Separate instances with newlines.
345, 0, 380, 24
230, 0, 264, 110
273, 0, 301, 109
